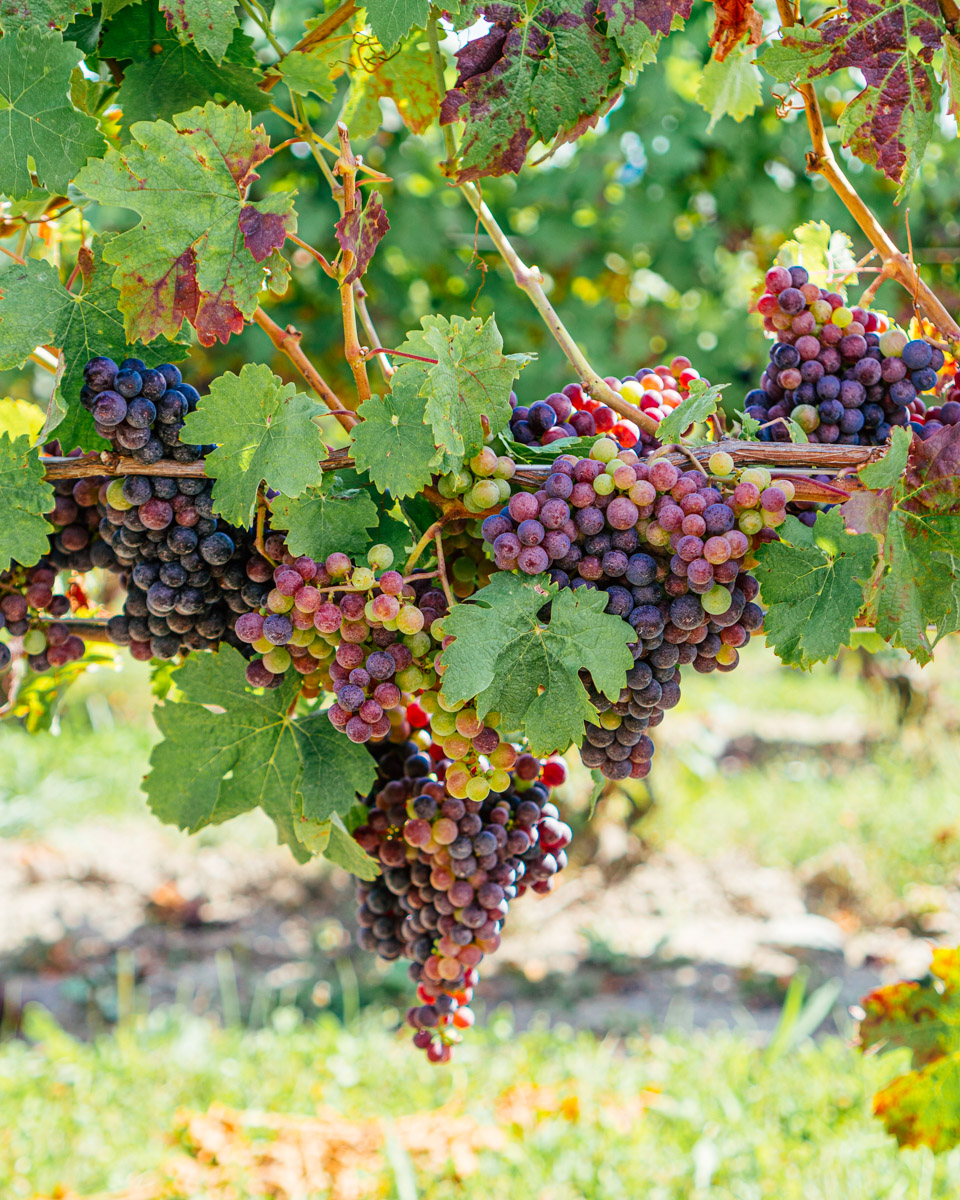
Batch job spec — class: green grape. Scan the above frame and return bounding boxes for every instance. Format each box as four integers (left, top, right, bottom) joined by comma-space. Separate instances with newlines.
738, 510, 763, 535
496, 478, 512, 502
494, 456, 516, 480
708, 451, 735, 477
452, 556, 477, 582
740, 467, 771, 490
879, 328, 908, 357
263, 647, 291, 673
397, 605, 425, 634
437, 690, 465, 712
289, 627, 314, 647
404, 630, 431, 657
702, 584, 733, 615
23, 629, 47, 655
489, 768, 512, 793
469, 447, 498, 476
430, 617, 445, 641
434, 712, 463, 742
396, 665, 424, 691
367, 543, 394, 569
593, 473, 614, 496
106, 478, 133, 511
466, 775, 490, 802
351, 566, 375, 591
590, 437, 618, 463
470, 479, 501, 509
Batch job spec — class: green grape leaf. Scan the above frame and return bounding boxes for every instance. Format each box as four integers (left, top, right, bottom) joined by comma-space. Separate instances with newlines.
497, 429, 597, 464
775, 220, 859, 289
335, 190, 390, 285
342, 33, 441, 137
759, 1, 942, 196
598, 0, 692, 67
696, 41, 762, 130
9, 644, 117, 733
859, 426, 912, 490
144, 645, 377, 864
74, 102, 296, 346
351, 366, 444, 498
858, 947, 960, 1152
0, 0, 91, 30
0, 237, 188, 453
364, 0, 429, 50
100, 8, 266, 135
438, 571, 635, 755
180, 362, 327, 527
0, 433, 54, 571
322, 812, 380, 879
873, 501, 960, 665
753, 509, 878, 669
400, 314, 527, 463
277, 40, 341, 100
944, 33, 960, 123
442, 0, 625, 182
269, 478, 380, 562
735, 409, 761, 438
0, 25, 104, 199
655, 380, 727, 444
0, 398, 44, 442
159, 0, 238, 62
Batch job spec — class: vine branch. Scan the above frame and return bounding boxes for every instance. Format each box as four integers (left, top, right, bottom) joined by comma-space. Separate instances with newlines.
774, 0, 960, 338
252, 307, 359, 428
424, 12, 659, 435
335, 122, 373, 406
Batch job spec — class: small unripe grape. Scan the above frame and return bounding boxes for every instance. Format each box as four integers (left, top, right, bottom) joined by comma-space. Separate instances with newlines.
351, 566, 375, 591
469, 447, 499, 476
23, 629, 47, 655
701, 584, 733, 615
471, 479, 501, 509
832, 306, 853, 328
367, 543, 394, 569
590, 437, 619, 463
263, 647, 292, 673
489, 769, 512, 793
397, 605, 425, 635
738, 510, 763, 535
106, 478, 133, 510
593, 473, 614, 496
466, 776, 490, 802
879, 328, 908, 357
494, 456, 516, 480
740, 466, 771, 490
619, 379, 645, 403
708, 451, 735, 477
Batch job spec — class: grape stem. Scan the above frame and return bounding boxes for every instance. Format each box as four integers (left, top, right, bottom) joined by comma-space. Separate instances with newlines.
313, 570, 440, 596
252, 307, 358, 428
405, 520, 445, 574
649, 442, 709, 476
40, 448, 354, 480
773, 0, 960, 338
434, 531, 456, 609
423, 13, 659, 435
286, 232, 337, 278
335, 123, 374, 407
354, 285, 395, 381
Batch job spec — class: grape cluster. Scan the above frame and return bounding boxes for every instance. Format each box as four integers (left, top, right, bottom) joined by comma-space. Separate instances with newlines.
509, 357, 706, 453
748, 265, 944, 445
0, 560, 87, 674
77, 355, 260, 661
915, 386, 960, 440
353, 739, 570, 1061
480, 444, 768, 778
435, 446, 516, 513
236, 545, 449, 742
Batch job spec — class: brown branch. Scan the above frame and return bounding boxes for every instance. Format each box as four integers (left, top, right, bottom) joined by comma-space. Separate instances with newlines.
773, 0, 960, 338
252, 307, 359, 428
939, 0, 960, 33
354, 285, 395, 382
335, 122, 372, 406
41, 448, 354, 480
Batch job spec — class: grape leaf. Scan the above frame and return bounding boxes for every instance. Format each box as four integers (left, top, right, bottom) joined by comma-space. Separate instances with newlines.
441, 0, 624, 182
0, 433, 54, 571
74, 102, 296, 346
775, 221, 859, 290
399, 314, 527, 463
341, 33, 440, 137
144, 645, 378, 864
859, 426, 912, 490
655, 380, 727, 444
858, 947, 960, 1153
707, 0, 762, 61
903, 422, 960, 511
438, 571, 635, 755
364, 0, 429, 50
179, 362, 327, 527
944, 33, 960, 123
277, 38, 342, 100
335, 191, 390, 285
323, 812, 380, 879
351, 366, 444, 498
598, 0, 692, 68
0, 239, 187, 453
752, 509, 878, 669
159, 0, 238, 62
0, 0, 91, 30
761, 0, 943, 195
697, 41, 762, 130
100, 7, 266, 135
269, 477, 380, 562
0, 26, 104, 199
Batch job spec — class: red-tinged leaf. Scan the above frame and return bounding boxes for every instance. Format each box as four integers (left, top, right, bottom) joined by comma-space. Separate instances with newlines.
708, 0, 763, 61
442, 0, 625, 183
903, 421, 960, 513
74, 102, 296, 347
858, 947, 960, 1152
761, 0, 943, 193
597, 0, 693, 64
335, 191, 390, 285
841, 487, 894, 537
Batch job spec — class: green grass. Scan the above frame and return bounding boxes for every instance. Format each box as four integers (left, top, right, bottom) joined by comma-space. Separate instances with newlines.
1, 1004, 957, 1199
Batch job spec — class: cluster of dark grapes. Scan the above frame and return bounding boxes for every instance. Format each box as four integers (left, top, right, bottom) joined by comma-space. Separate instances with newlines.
352, 739, 570, 1061
235, 546, 450, 743
915, 387, 960, 440
480, 445, 768, 778
78, 355, 260, 661
509, 357, 705, 452
748, 265, 944, 445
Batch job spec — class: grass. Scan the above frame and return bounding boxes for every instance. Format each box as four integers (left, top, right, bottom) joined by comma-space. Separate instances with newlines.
1, 1003, 957, 1199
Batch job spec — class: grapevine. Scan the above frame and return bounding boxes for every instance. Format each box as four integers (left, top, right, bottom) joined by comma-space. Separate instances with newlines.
1, 0, 960, 1111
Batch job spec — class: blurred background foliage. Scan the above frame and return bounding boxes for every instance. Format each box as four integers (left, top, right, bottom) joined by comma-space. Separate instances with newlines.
7, 8, 958, 420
